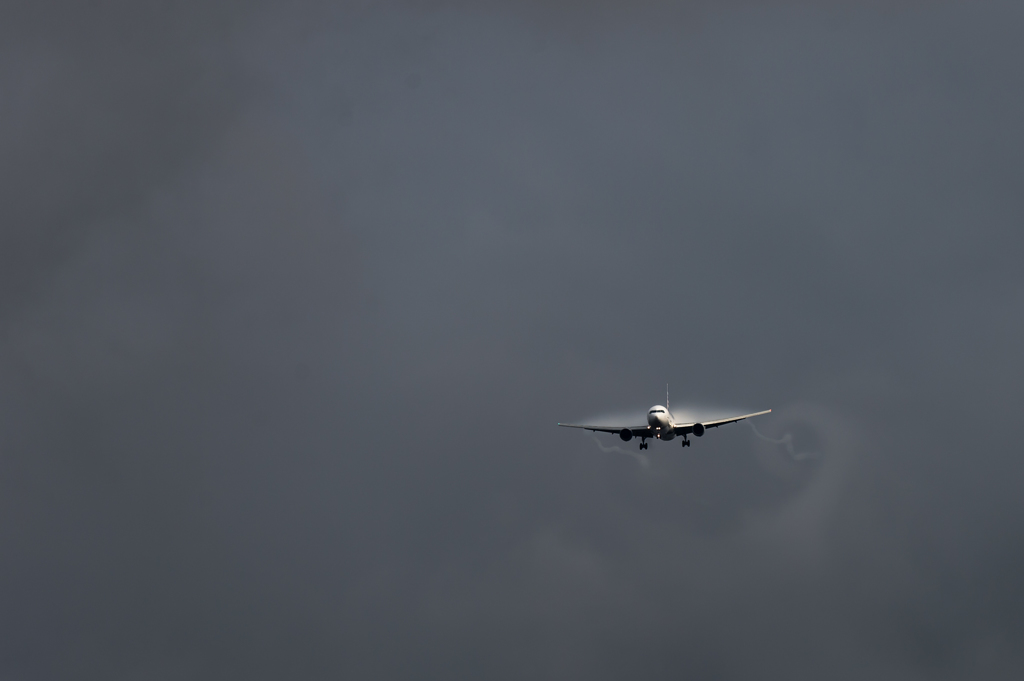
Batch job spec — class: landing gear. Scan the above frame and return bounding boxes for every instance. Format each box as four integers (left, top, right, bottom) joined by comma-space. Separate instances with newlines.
681, 438, 691, 448
639, 440, 648, 451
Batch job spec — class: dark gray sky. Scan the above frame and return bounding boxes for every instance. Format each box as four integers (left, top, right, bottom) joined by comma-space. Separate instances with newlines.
2, 1, 1023, 678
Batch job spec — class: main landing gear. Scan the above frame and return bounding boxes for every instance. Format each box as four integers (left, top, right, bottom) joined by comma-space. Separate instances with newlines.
639, 439, 689, 450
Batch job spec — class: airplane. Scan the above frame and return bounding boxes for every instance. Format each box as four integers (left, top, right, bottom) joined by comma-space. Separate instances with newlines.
558, 387, 770, 450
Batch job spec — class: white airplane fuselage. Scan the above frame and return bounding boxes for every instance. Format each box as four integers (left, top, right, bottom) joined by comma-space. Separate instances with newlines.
647, 405, 676, 440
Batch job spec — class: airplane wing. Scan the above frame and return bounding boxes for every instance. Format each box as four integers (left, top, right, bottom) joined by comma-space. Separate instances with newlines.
673, 409, 771, 435
558, 423, 652, 438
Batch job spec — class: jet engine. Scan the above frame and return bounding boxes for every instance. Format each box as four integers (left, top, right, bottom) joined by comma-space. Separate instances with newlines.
619, 428, 633, 441
692, 423, 705, 437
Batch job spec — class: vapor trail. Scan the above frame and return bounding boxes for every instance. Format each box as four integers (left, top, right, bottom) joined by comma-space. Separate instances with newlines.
590, 435, 650, 468
747, 421, 816, 460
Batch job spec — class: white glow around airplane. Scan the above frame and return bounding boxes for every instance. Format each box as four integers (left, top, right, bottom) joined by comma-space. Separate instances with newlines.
558, 387, 770, 451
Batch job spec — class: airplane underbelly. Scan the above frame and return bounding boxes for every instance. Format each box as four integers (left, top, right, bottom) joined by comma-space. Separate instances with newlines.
648, 416, 675, 440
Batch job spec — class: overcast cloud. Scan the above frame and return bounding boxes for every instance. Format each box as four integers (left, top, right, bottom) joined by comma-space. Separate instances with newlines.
1, 1, 1022, 679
